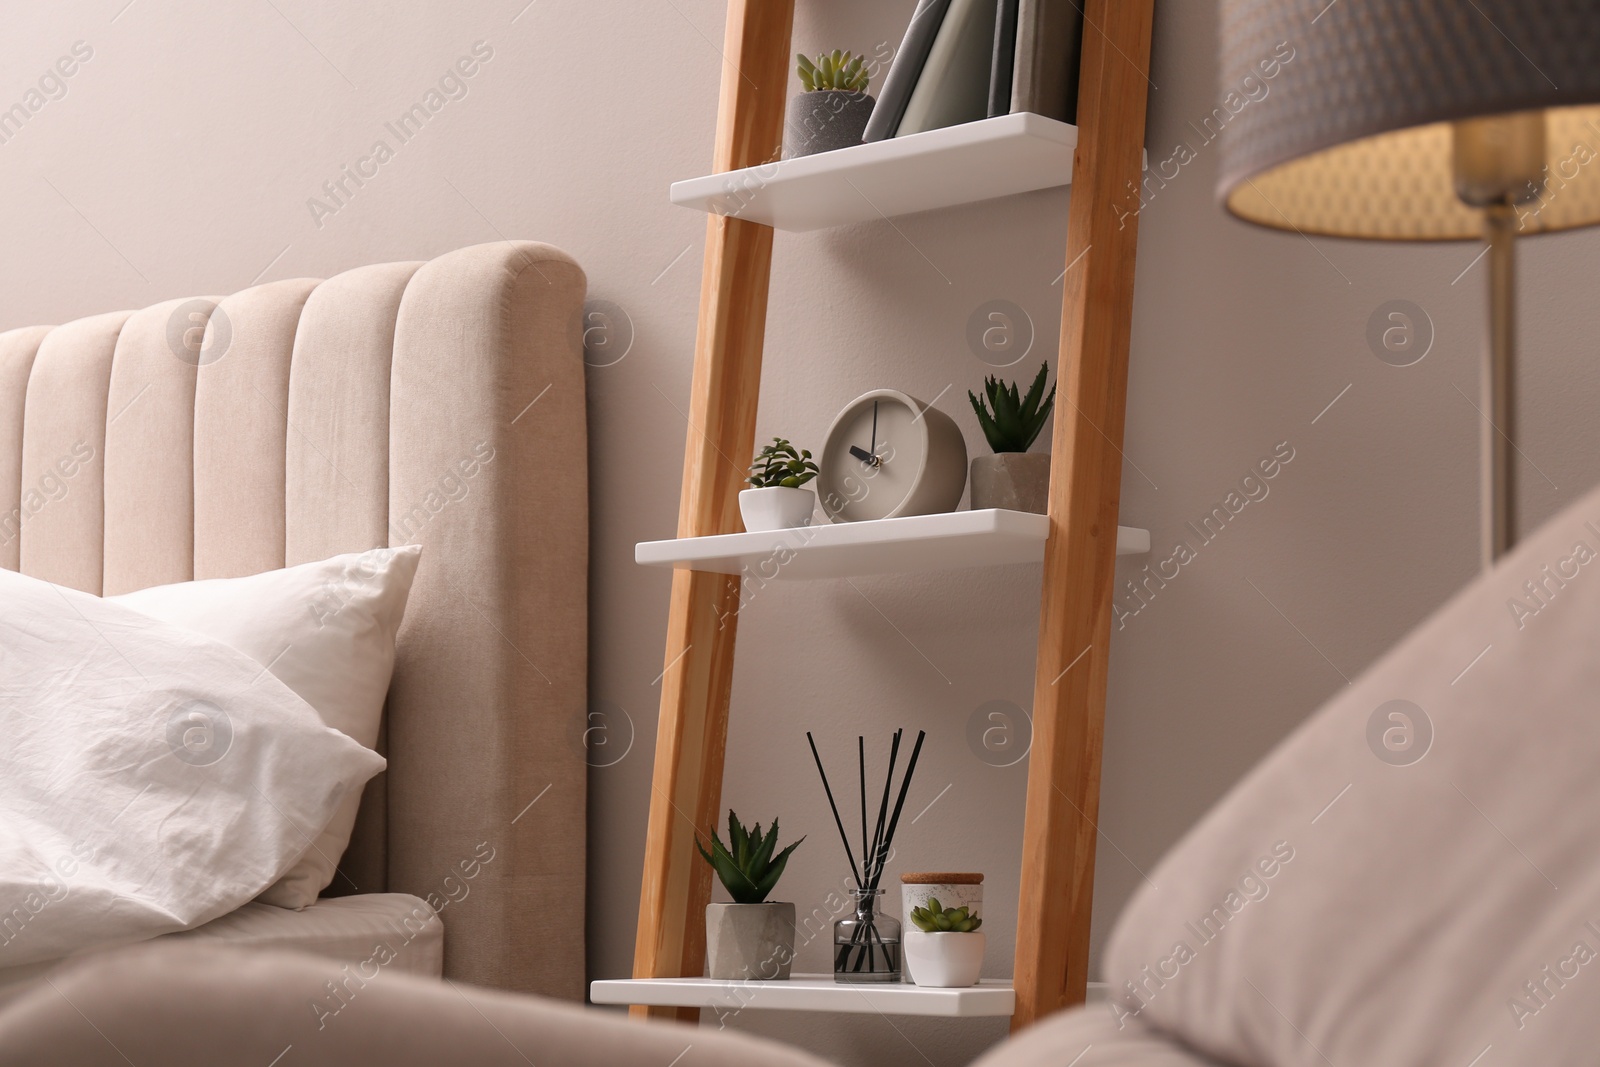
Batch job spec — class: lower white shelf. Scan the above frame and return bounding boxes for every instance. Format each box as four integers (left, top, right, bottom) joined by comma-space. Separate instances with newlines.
590, 974, 1016, 1017
635, 509, 1150, 580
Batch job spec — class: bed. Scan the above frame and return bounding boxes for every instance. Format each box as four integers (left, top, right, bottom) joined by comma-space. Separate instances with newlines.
0, 241, 589, 998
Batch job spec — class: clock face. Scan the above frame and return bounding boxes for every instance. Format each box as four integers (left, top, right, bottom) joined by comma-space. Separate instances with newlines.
818, 390, 968, 522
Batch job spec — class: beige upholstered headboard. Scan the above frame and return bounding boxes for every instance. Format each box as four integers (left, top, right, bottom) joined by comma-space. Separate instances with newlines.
0, 241, 589, 999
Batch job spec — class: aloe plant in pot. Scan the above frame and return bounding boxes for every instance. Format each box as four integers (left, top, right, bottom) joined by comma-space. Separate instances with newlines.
697, 811, 804, 980
741, 437, 819, 531
967, 362, 1057, 514
784, 50, 875, 158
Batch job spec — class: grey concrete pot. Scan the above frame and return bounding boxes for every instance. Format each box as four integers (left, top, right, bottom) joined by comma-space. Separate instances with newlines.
705, 902, 796, 980
970, 453, 1051, 514
783, 91, 875, 157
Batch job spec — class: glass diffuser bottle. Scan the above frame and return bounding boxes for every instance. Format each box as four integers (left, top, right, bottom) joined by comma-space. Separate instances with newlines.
833, 888, 901, 982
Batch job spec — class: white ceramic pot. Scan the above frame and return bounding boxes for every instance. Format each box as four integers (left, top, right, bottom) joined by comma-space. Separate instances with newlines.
705, 902, 796, 981
903, 930, 986, 987
739, 486, 815, 531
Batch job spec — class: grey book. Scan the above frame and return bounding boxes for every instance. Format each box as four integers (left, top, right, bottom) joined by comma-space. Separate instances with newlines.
1010, 0, 1083, 122
896, 0, 998, 137
987, 0, 1020, 118
862, 0, 954, 142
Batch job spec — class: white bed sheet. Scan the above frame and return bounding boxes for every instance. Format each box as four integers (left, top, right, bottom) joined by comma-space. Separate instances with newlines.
0, 894, 442, 992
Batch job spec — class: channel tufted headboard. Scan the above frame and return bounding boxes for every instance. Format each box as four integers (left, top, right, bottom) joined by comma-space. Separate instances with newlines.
0, 241, 589, 999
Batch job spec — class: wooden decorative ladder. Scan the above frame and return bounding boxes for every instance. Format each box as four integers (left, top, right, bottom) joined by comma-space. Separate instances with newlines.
628, 0, 1156, 1032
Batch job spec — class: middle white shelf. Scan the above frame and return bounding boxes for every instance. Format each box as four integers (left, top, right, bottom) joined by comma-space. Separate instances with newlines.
636, 509, 1150, 581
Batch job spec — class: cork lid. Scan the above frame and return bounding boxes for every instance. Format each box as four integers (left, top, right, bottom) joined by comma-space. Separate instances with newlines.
900, 872, 983, 885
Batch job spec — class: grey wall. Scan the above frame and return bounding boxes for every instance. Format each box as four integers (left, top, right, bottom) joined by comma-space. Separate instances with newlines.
4, 1, 1596, 1064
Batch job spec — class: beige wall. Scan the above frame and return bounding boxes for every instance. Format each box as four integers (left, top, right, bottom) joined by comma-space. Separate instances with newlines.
5, 0, 1596, 1063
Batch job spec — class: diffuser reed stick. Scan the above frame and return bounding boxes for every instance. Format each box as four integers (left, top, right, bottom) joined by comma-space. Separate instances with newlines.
867, 729, 923, 897
807, 732, 862, 889
858, 737, 868, 882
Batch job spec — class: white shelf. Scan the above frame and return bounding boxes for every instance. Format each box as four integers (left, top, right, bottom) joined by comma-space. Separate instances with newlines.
591, 977, 1109, 1017
669, 112, 1078, 232
591, 975, 1015, 1017
636, 509, 1149, 580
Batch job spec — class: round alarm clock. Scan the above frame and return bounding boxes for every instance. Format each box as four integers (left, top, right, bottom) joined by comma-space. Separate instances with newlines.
818, 390, 968, 522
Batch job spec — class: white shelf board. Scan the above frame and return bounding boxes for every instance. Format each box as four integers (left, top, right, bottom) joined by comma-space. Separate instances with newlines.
635, 509, 1150, 580
669, 112, 1078, 232
591, 974, 1016, 1017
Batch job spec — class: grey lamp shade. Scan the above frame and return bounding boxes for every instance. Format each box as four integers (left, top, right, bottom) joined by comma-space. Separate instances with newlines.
1217, 0, 1600, 240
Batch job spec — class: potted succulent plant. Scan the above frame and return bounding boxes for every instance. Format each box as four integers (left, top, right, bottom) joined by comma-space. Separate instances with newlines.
903, 898, 986, 988
740, 437, 819, 531
697, 811, 804, 981
784, 50, 875, 158
967, 363, 1057, 514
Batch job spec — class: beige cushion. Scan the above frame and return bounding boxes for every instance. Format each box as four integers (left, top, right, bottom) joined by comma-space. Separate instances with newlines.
385, 243, 588, 994
0, 326, 51, 574
102, 298, 205, 593
193, 278, 318, 581
974, 1004, 1221, 1066
1105, 479, 1600, 1065
19, 311, 130, 594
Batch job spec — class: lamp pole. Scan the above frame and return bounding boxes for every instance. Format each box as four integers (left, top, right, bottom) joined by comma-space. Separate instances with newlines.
1482, 204, 1517, 568
1452, 110, 1544, 568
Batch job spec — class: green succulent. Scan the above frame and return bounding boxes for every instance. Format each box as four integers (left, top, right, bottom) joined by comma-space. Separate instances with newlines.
696, 810, 804, 905
797, 50, 870, 93
968, 362, 1056, 454
910, 897, 983, 933
747, 437, 819, 489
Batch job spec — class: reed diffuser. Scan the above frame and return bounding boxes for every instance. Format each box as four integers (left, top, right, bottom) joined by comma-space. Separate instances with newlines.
806, 728, 925, 982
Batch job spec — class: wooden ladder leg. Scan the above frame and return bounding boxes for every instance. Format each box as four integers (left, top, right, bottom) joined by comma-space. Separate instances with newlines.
630, 0, 795, 1022
1012, 0, 1156, 1032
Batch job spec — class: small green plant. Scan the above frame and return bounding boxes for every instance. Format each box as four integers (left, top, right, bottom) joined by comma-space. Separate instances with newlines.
968, 362, 1057, 453
910, 898, 983, 933
696, 810, 805, 905
747, 437, 819, 488
797, 50, 870, 93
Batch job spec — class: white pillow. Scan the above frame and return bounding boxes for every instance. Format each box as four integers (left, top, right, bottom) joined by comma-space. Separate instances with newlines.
111, 546, 420, 909
0, 568, 384, 968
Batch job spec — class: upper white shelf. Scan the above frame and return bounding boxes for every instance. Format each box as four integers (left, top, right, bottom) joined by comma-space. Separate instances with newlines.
669, 112, 1078, 232
591, 975, 1016, 1018
635, 509, 1150, 581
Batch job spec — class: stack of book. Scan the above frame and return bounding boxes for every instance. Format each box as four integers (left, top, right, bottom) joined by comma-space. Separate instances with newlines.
863, 0, 1084, 143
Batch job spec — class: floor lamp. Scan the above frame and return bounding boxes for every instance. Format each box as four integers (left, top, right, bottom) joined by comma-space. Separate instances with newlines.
1216, 0, 1600, 569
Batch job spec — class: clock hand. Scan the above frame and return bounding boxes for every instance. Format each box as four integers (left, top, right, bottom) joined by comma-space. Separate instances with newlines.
848, 445, 881, 467
870, 400, 878, 457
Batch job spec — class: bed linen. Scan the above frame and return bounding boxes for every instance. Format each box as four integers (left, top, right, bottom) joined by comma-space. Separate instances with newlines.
0, 893, 442, 993
161, 892, 443, 976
